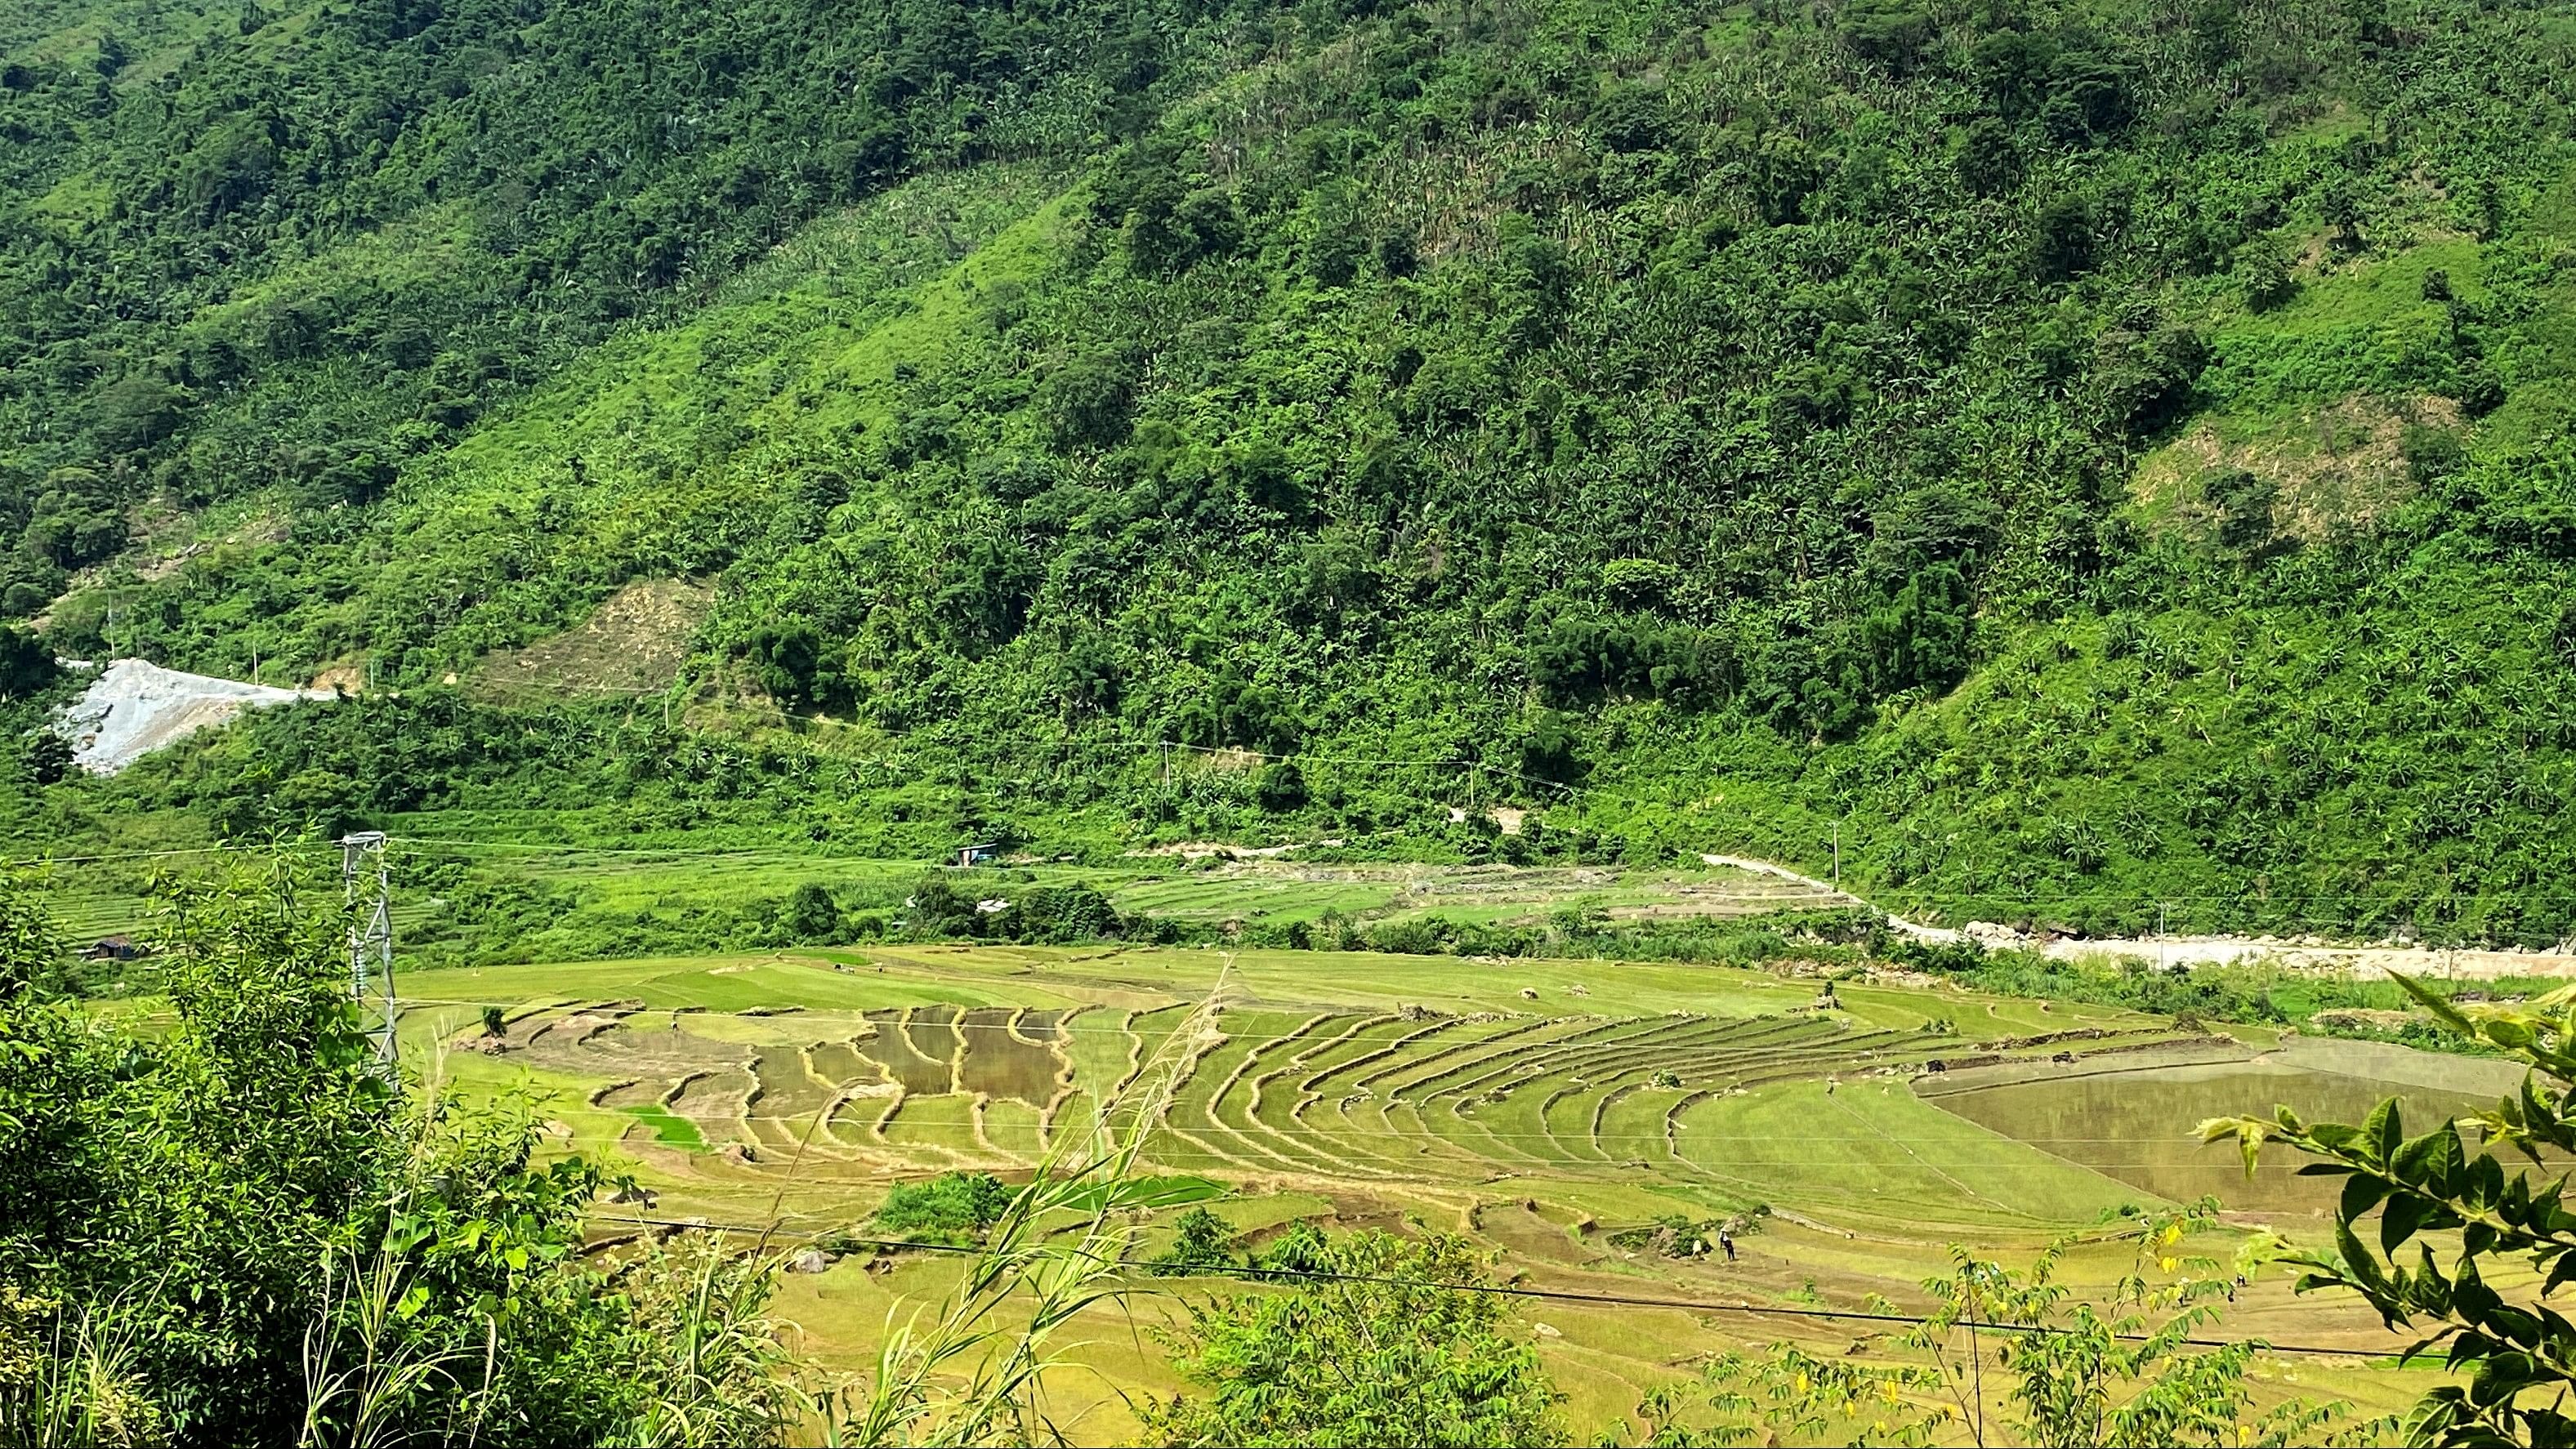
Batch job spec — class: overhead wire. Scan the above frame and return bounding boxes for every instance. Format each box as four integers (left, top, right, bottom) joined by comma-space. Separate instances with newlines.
36, 830, 2576, 907
593, 1212, 2413, 1362
314, 834, 2576, 906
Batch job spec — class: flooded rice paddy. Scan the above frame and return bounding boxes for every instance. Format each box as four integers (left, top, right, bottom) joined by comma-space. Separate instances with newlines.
1922, 1038, 2521, 1214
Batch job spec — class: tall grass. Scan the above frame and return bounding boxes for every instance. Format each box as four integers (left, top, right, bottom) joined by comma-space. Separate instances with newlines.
0, 1290, 164, 1449
297, 1250, 463, 1449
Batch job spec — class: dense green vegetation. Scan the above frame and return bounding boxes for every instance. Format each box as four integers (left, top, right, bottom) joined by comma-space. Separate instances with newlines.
0, 863, 799, 1443
1143, 1228, 1565, 1447
0, 0, 1222, 609
7, 0, 2576, 951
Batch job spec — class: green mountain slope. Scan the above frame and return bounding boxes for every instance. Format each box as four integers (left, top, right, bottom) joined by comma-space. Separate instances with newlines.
7, 0, 2576, 946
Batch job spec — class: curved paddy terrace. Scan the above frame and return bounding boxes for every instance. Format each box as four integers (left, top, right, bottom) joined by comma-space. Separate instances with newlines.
399, 943, 2471, 1432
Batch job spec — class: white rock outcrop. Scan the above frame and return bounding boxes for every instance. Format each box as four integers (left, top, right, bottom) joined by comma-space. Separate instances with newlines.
56, 659, 333, 774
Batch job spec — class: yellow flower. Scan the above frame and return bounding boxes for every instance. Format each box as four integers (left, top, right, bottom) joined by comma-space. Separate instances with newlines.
2159, 1256, 2178, 1273
1795, 1371, 1810, 1396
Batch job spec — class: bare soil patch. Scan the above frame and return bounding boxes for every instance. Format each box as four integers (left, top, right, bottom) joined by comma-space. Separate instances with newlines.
2133, 392, 2458, 543
467, 577, 712, 702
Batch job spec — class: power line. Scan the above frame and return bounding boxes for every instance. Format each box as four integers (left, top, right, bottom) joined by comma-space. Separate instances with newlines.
20, 824, 2576, 909
596, 1214, 2409, 1361
44, 830, 2576, 909
359, 836, 2576, 907
0, 843, 316, 867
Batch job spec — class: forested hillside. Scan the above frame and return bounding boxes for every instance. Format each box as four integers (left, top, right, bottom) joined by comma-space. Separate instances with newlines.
7, 0, 2576, 946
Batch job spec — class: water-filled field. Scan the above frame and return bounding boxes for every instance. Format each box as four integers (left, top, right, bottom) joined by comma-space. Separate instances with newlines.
1922, 1038, 2520, 1213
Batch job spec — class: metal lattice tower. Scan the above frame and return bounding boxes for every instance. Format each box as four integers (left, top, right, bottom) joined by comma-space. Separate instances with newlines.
340, 832, 398, 1077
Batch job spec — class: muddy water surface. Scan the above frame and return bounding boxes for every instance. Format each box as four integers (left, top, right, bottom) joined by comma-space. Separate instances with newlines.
956, 1008, 1066, 1104
861, 1007, 957, 1095
1927, 1040, 2520, 1214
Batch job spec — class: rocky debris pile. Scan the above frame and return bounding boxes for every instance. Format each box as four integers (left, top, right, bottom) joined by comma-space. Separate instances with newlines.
56, 658, 333, 774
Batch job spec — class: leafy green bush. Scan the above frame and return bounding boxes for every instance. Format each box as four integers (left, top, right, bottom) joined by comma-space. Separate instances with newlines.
873, 1172, 1013, 1246
1144, 1228, 1563, 1447
1150, 1206, 1240, 1277
0, 859, 801, 1444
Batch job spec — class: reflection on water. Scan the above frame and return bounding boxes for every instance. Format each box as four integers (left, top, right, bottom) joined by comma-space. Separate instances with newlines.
863, 1007, 957, 1095
1929, 1042, 2517, 1214
846, 1005, 1068, 1104
957, 1007, 1065, 1104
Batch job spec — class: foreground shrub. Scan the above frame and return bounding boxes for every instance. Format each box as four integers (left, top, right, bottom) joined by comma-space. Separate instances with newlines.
0, 859, 800, 1446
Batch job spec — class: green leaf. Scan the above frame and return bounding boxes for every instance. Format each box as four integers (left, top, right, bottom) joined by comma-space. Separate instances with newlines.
2333, 1217, 2390, 1295
2393, 1126, 2463, 1193
2484, 1018, 2537, 1051
2470, 1349, 2537, 1408
2391, 972, 2476, 1036
2382, 1193, 2430, 1255
2413, 1245, 2454, 1315
395, 1282, 431, 1319
2341, 1173, 2392, 1224
2468, 1155, 2507, 1210
2365, 1099, 2402, 1167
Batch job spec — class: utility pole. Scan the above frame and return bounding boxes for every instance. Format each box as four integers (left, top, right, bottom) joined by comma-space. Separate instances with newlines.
1832, 818, 1842, 890
2158, 901, 2170, 974
341, 832, 398, 1081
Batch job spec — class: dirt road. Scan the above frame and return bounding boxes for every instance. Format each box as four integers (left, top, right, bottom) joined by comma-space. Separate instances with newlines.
1697, 854, 2574, 981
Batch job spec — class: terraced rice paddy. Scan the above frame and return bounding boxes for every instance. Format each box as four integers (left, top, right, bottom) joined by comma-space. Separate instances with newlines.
18, 849, 1854, 971
1109, 858, 1849, 928
407, 943, 2393, 1234
395, 943, 2469, 1436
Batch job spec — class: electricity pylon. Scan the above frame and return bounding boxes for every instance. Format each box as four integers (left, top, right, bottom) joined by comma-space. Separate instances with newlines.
340, 832, 398, 1079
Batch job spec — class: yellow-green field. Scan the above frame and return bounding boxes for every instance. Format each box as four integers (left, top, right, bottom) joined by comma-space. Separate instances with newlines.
18, 849, 1852, 965
385, 943, 2481, 1440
